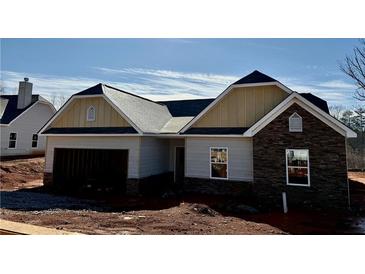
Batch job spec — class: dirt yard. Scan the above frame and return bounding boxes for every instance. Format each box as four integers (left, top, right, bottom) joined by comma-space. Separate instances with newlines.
1, 157, 364, 234
0, 157, 284, 234
0, 157, 44, 191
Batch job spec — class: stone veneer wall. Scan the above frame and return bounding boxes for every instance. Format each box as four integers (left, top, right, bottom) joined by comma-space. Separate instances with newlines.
253, 103, 349, 209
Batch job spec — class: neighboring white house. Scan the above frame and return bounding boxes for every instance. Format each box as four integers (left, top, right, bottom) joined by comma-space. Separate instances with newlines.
0, 78, 56, 157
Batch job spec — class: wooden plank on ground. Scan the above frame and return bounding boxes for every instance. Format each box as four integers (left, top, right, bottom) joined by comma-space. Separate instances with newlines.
0, 219, 82, 235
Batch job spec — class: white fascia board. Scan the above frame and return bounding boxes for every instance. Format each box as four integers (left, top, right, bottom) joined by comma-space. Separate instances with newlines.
180, 81, 293, 133
244, 93, 357, 138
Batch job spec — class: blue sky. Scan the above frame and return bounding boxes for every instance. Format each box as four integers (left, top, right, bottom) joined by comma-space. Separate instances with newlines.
0, 38, 362, 108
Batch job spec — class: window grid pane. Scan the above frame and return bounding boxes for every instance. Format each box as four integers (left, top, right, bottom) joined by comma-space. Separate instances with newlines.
286, 149, 309, 186
210, 148, 227, 163
210, 147, 228, 179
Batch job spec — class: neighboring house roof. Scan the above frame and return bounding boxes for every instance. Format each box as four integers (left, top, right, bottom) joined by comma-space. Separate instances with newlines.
158, 99, 215, 117
42, 127, 137, 134
0, 94, 40, 124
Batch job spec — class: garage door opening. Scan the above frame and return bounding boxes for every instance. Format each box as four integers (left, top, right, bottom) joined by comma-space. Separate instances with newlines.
53, 148, 128, 193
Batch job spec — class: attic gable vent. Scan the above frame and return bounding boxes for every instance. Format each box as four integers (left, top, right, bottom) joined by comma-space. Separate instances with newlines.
87, 105, 96, 121
289, 113, 302, 132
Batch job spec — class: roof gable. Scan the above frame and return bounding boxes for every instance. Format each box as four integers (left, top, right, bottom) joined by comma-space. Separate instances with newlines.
244, 93, 357, 138
233, 70, 278, 85
102, 85, 172, 133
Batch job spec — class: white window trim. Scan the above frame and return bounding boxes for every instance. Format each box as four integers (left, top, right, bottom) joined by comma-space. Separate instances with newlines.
31, 134, 38, 149
86, 105, 96, 122
209, 147, 229, 180
285, 149, 310, 187
289, 112, 303, 132
8, 132, 17, 149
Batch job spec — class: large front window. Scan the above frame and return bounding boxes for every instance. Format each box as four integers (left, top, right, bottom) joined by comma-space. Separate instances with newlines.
286, 149, 310, 186
210, 147, 228, 179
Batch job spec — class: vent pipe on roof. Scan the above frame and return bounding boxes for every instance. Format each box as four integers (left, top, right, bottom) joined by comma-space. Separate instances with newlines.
17, 78, 33, 109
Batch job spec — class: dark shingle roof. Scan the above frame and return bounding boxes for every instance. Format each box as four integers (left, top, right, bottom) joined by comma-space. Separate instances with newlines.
158, 98, 215, 117
184, 127, 249, 135
74, 83, 104, 96
42, 127, 138, 134
299, 93, 329, 114
74, 83, 172, 133
233, 70, 278, 85
0, 95, 39, 124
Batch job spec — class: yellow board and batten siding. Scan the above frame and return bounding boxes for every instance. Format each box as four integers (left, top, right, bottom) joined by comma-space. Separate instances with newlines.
51, 97, 131, 128
192, 85, 288, 128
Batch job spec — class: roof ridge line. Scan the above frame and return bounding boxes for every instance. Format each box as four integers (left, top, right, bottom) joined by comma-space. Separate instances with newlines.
102, 83, 161, 105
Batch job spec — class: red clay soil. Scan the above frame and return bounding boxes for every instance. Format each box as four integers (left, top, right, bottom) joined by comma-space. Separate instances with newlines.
0, 203, 285, 235
1, 158, 365, 235
0, 158, 285, 235
0, 157, 44, 191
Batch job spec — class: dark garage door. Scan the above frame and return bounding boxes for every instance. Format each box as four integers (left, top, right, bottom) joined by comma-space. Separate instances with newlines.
53, 148, 128, 192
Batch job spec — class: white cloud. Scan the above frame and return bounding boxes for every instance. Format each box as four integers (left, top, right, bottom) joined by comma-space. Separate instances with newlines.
317, 80, 356, 89
1, 68, 358, 108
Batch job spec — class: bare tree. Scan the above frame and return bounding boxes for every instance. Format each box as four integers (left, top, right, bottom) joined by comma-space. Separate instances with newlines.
329, 105, 344, 119
340, 39, 365, 101
50, 94, 57, 106
49, 93, 68, 109
57, 94, 67, 108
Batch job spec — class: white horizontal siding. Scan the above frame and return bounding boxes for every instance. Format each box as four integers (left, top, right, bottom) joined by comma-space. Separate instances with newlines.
45, 136, 140, 178
139, 137, 170, 178
1, 102, 55, 157
185, 137, 253, 181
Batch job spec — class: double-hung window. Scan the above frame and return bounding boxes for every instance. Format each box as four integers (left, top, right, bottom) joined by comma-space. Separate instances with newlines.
32, 134, 38, 148
210, 147, 228, 179
9, 132, 17, 148
286, 149, 310, 186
